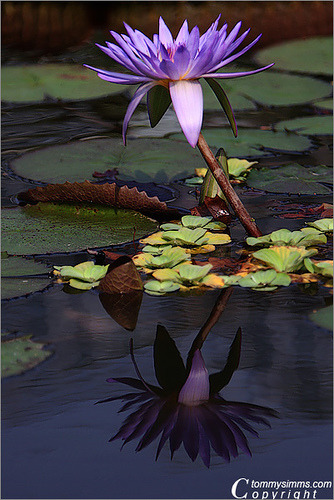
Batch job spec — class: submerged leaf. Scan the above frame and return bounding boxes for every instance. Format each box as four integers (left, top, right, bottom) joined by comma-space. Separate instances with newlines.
309, 305, 333, 331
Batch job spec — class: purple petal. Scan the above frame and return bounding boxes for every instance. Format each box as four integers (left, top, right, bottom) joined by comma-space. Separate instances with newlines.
178, 349, 209, 404
159, 59, 180, 80
198, 420, 211, 467
201, 63, 275, 79
159, 17, 173, 47
175, 19, 189, 45
210, 34, 263, 72
135, 400, 176, 451
173, 46, 191, 77
84, 65, 151, 85
186, 25, 200, 58
122, 82, 156, 144
181, 407, 199, 462
196, 405, 231, 462
169, 80, 203, 148
155, 407, 179, 460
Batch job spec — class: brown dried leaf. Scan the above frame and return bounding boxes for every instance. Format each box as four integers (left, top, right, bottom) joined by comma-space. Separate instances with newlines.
99, 290, 143, 331
18, 181, 180, 221
98, 255, 143, 294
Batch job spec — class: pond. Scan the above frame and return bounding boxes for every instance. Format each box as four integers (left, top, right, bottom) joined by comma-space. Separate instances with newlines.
1, 25, 333, 500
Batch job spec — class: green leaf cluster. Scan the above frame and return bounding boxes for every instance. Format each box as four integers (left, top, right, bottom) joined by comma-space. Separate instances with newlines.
252, 246, 318, 273
307, 218, 333, 233
236, 270, 291, 291
134, 246, 190, 272
304, 258, 333, 278
246, 228, 327, 248
54, 261, 109, 290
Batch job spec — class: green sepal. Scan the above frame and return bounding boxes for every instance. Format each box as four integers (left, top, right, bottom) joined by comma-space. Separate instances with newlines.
204, 78, 238, 137
147, 85, 171, 128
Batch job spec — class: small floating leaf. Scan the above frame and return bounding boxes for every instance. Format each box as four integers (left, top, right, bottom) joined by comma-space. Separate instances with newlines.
237, 270, 291, 290
252, 246, 318, 273
1, 336, 52, 378
144, 280, 180, 296
304, 259, 333, 278
307, 218, 333, 233
246, 228, 327, 248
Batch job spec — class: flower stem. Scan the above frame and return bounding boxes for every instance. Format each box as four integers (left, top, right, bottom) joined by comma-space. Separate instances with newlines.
197, 133, 262, 237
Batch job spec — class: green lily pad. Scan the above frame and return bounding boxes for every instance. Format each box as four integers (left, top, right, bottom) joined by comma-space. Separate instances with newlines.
1, 255, 51, 300
252, 246, 317, 273
171, 128, 312, 158
255, 37, 333, 76
309, 305, 333, 331
276, 116, 333, 136
10, 137, 202, 184
1, 64, 129, 103
313, 98, 333, 111
246, 164, 333, 195
2, 205, 158, 255
222, 71, 331, 107
203, 67, 332, 108
1, 335, 53, 378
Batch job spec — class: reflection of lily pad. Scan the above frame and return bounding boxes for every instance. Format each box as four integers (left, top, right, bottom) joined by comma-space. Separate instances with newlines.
10, 138, 202, 184
1, 64, 129, 103
172, 128, 312, 158
255, 37, 333, 76
1, 255, 51, 300
1, 335, 53, 378
246, 164, 333, 195
2, 205, 158, 255
276, 116, 333, 136
309, 305, 333, 331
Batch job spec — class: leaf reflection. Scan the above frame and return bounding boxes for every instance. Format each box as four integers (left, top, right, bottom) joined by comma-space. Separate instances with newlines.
97, 325, 278, 467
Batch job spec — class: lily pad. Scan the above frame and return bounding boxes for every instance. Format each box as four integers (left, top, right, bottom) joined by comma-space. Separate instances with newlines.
171, 128, 312, 158
1, 255, 51, 300
1, 335, 53, 378
203, 67, 332, 108
276, 116, 333, 136
246, 164, 333, 195
2, 205, 158, 255
254, 37, 333, 76
221, 71, 331, 107
1, 64, 129, 103
10, 137, 202, 185
309, 305, 333, 331
313, 98, 333, 111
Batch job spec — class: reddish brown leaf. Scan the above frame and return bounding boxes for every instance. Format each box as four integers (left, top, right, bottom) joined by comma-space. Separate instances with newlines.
191, 195, 231, 224
18, 181, 180, 221
92, 168, 119, 180
193, 257, 244, 273
98, 255, 143, 294
99, 290, 143, 331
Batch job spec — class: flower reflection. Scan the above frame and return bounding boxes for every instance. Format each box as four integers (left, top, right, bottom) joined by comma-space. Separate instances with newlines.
97, 326, 278, 467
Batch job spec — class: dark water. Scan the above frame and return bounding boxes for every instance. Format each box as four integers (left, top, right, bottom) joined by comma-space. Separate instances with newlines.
2, 37, 333, 500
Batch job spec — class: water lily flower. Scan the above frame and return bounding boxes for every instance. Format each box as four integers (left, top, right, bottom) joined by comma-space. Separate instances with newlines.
85, 17, 274, 147
96, 326, 278, 466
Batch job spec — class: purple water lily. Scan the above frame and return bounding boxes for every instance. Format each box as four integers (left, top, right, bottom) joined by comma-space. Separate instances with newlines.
85, 17, 274, 147
96, 326, 278, 467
